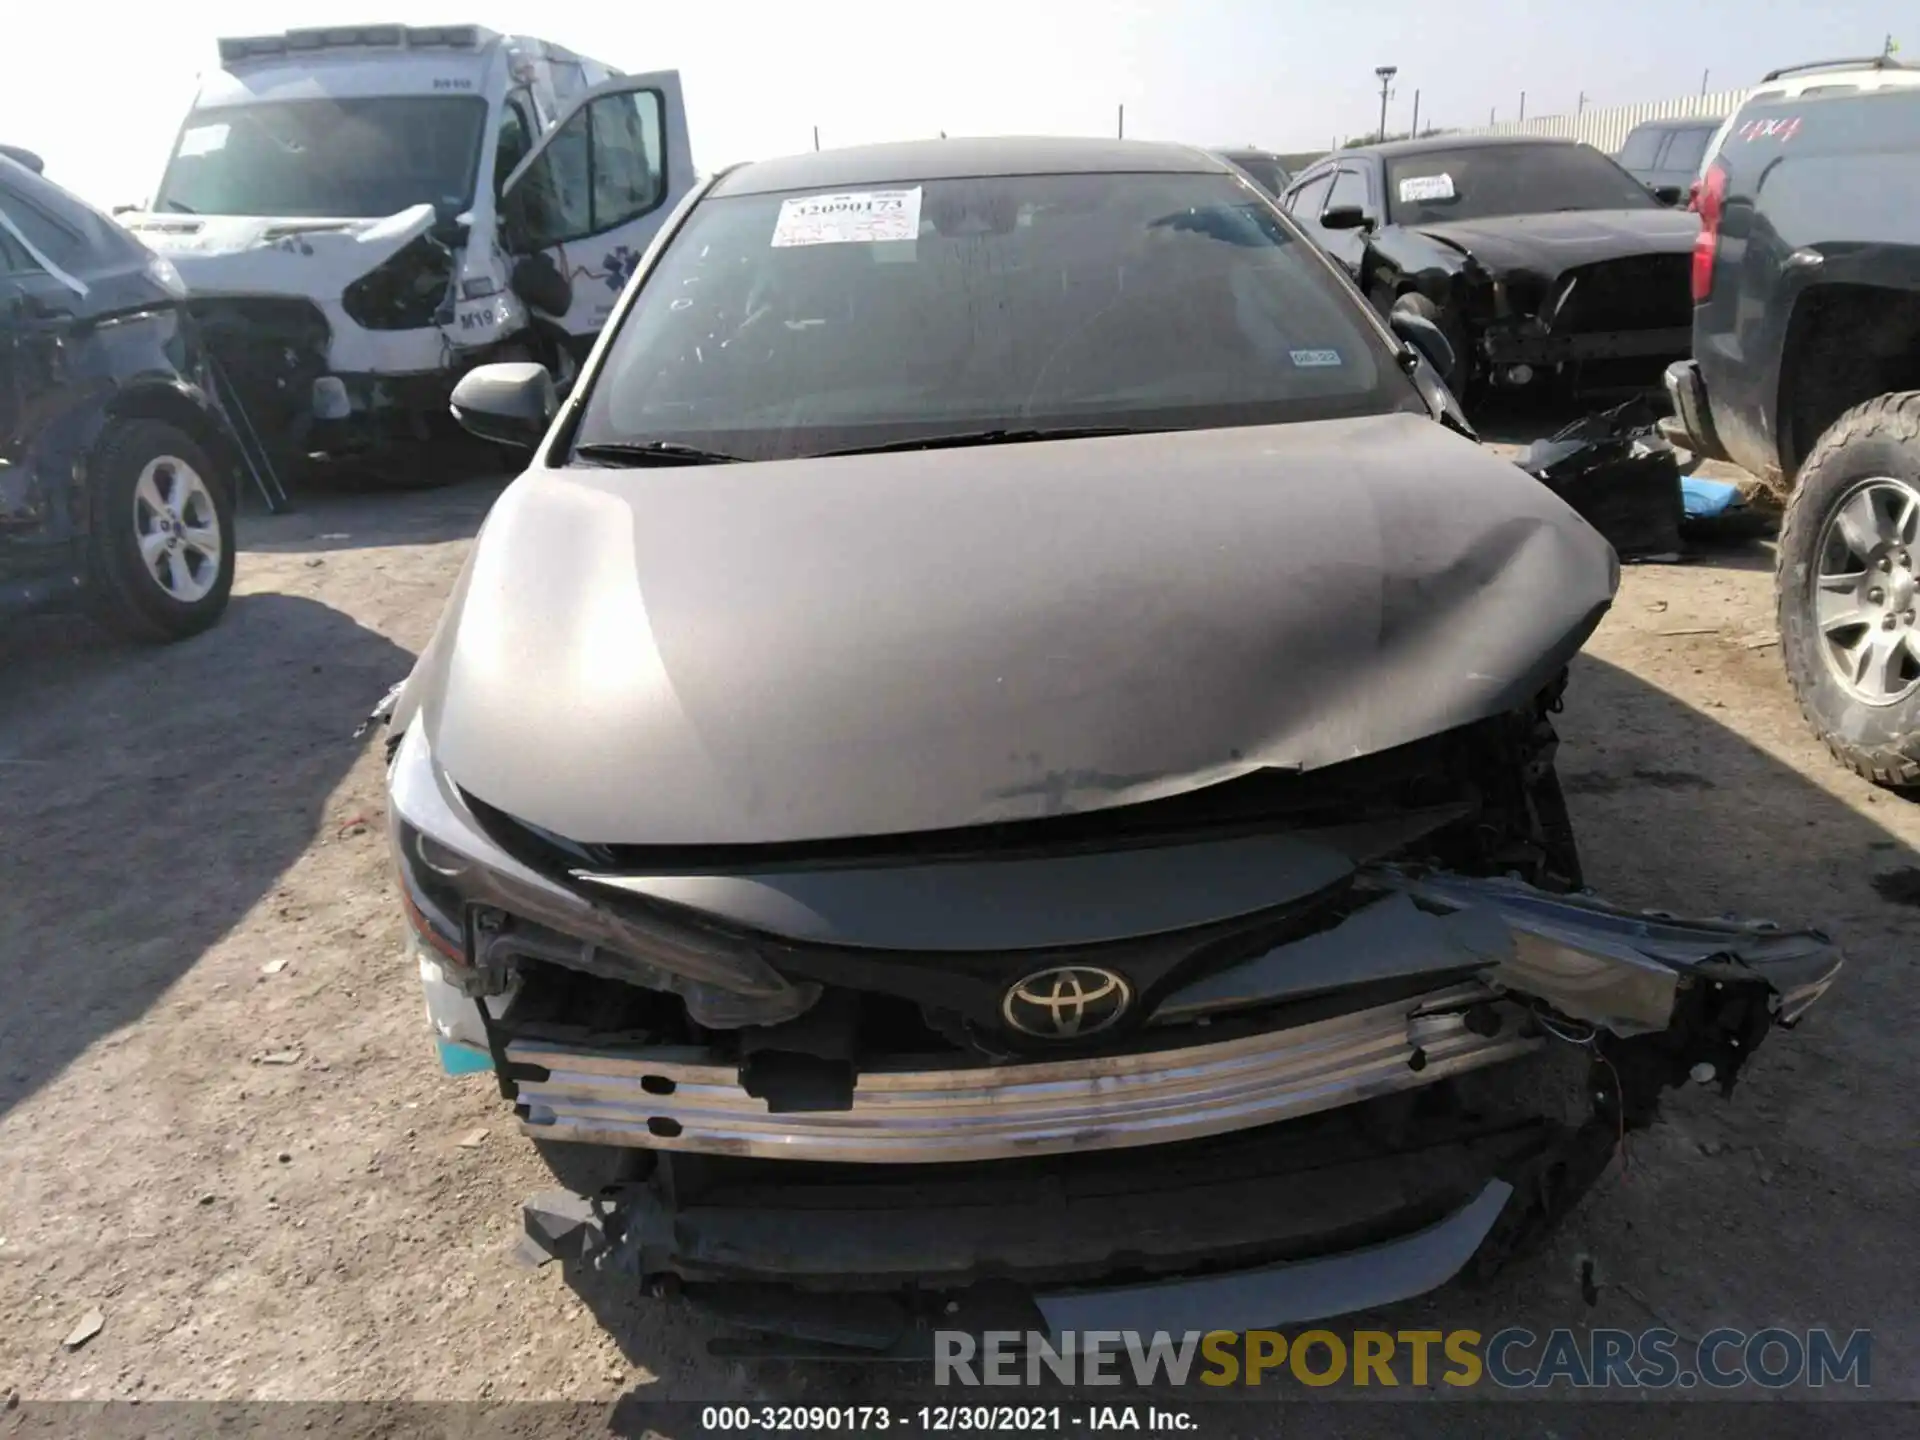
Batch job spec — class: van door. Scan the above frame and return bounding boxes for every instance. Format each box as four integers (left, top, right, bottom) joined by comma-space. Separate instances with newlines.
498, 71, 694, 365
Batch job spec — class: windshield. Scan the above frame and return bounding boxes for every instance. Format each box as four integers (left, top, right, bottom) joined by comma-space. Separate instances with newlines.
1224, 155, 1290, 197
1386, 144, 1657, 225
1615, 126, 1668, 169
573, 170, 1416, 462
154, 96, 488, 218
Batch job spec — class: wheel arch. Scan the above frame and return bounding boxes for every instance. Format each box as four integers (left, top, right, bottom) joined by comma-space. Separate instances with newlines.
102, 381, 245, 506
1777, 282, 1920, 485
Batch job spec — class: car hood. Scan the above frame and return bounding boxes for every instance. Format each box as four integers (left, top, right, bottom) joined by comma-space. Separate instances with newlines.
1410, 207, 1700, 276
402, 413, 1618, 847
119, 204, 435, 299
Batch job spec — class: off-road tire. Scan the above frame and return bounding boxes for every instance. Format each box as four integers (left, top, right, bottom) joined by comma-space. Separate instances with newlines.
85, 419, 235, 643
1776, 391, 1920, 789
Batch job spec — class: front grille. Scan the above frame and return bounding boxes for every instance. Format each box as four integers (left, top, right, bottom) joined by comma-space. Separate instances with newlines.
1556, 254, 1690, 333
186, 296, 332, 354
187, 297, 331, 434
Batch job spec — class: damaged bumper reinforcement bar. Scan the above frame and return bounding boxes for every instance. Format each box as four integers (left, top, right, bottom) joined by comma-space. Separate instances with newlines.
502, 871, 1841, 1164
509, 980, 1540, 1162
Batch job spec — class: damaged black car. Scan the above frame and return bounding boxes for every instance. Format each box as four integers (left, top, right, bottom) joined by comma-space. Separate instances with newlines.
1, 148, 245, 640
380, 138, 1840, 1357
1280, 135, 1700, 401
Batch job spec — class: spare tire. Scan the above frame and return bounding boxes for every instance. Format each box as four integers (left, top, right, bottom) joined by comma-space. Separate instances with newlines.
1776, 392, 1920, 788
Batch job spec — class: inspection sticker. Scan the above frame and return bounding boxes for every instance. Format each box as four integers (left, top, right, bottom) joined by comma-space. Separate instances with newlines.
771, 188, 922, 247
1290, 349, 1344, 367
1397, 173, 1456, 203
177, 123, 230, 157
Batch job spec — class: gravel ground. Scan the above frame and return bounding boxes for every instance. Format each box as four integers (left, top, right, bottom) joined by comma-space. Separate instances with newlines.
1, 434, 1916, 1419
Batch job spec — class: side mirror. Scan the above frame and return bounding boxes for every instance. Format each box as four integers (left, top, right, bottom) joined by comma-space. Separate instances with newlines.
1652, 184, 1685, 206
510, 252, 573, 317
1320, 205, 1374, 233
1389, 309, 1456, 381
0, 145, 45, 175
450, 362, 555, 448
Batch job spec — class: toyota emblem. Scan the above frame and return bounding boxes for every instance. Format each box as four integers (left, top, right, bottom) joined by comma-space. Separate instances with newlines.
1001, 966, 1133, 1039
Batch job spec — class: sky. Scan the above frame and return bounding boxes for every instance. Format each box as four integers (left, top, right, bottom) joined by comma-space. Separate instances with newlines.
4, 0, 1909, 209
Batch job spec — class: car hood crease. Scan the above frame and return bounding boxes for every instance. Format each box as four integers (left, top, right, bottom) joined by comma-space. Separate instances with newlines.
409, 412, 1617, 846
1411, 207, 1701, 276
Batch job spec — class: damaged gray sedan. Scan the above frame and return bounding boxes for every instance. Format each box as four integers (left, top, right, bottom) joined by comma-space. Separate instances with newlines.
381, 138, 1840, 1357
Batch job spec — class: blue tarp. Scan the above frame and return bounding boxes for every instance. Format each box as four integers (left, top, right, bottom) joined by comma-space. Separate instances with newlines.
1681, 475, 1744, 519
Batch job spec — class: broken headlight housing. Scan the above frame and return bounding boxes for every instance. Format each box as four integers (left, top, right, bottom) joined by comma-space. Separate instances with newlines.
391, 814, 472, 966
386, 720, 819, 1023
343, 234, 457, 331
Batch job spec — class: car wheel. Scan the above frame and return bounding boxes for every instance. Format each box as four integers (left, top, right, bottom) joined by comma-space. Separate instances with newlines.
85, 419, 236, 643
1777, 392, 1920, 788
1390, 291, 1469, 397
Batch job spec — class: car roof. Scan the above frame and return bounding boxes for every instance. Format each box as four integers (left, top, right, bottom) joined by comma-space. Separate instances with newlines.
1336, 134, 1584, 161
1760, 55, 1913, 83
711, 137, 1231, 197
1626, 116, 1724, 132
1215, 146, 1284, 161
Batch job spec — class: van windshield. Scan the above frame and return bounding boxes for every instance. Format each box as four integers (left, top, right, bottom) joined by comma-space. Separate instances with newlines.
573, 170, 1420, 463
154, 96, 488, 218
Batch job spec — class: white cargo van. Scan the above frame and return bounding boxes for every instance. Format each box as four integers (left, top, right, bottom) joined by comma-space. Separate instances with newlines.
121, 24, 692, 474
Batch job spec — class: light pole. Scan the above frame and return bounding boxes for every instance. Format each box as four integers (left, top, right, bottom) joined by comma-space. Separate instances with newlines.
1375, 65, 1397, 143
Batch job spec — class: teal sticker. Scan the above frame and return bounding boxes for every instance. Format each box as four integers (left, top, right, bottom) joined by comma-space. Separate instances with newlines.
437, 1039, 494, 1076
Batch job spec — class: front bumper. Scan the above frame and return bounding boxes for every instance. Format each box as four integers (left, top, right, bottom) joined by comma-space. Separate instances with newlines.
521, 1092, 1614, 1355
480, 871, 1839, 1165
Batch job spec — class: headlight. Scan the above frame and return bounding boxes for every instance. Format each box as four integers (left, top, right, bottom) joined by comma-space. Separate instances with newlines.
146, 253, 187, 298
342, 235, 456, 331
391, 815, 472, 964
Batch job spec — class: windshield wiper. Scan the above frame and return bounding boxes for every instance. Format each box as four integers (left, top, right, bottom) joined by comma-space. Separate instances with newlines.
573, 441, 747, 467
820, 425, 1160, 458
158, 199, 196, 214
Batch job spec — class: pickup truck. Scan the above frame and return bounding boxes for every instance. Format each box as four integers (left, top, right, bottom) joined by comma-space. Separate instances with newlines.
1663, 86, 1920, 787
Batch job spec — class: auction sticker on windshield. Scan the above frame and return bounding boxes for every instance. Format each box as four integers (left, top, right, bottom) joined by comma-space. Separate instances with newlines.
772, 188, 923, 247
177, 124, 230, 157
1398, 174, 1455, 203
1290, 349, 1344, 367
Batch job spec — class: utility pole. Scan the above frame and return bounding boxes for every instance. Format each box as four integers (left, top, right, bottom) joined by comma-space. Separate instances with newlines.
1410, 88, 1421, 138
1883, 33, 1895, 56
1577, 91, 1589, 115
1700, 68, 1710, 96
1117, 103, 1125, 138
1374, 65, 1397, 143
1489, 105, 1496, 125
812, 125, 820, 151
1519, 90, 1526, 122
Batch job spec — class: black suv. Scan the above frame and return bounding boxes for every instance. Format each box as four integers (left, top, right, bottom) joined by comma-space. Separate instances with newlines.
1, 150, 243, 641
1663, 87, 1920, 785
